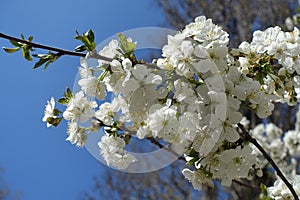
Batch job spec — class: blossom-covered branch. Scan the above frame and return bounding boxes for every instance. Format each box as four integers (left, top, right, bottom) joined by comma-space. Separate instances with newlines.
4, 15, 300, 199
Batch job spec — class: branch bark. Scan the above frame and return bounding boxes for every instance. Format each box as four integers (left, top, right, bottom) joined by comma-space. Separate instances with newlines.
0, 32, 113, 62
237, 123, 299, 200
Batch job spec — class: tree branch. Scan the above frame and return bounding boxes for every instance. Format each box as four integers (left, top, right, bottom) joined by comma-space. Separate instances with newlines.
93, 117, 186, 162
0, 32, 113, 62
232, 179, 260, 191
146, 137, 186, 162
237, 123, 299, 200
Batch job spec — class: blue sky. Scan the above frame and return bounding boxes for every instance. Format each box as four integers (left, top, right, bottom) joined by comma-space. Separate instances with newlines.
0, 1, 167, 199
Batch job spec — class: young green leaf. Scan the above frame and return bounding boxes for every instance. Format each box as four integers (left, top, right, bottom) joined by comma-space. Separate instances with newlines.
28, 35, 33, 42
74, 45, 87, 52
118, 33, 136, 57
186, 157, 199, 165
32, 52, 61, 70
53, 108, 61, 116
3, 47, 20, 53
33, 58, 48, 69
43, 61, 52, 70
58, 98, 68, 105
66, 87, 73, 98
9, 40, 22, 47
22, 48, 32, 61
86, 29, 95, 43
46, 117, 63, 127
74, 29, 96, 52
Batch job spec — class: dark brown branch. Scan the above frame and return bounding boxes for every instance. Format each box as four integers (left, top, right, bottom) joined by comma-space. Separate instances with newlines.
233, 179, 260, 191
237, 123, 299, 200
146, 137, 186, 162
93, 117, 186, 162
0, 32, 113, 62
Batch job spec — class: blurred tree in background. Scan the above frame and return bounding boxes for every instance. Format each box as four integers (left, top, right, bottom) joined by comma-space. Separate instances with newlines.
0, 167, 20, 200
0, 168, 9, 200
157, 0, 298, 47
80, 161, 207, 200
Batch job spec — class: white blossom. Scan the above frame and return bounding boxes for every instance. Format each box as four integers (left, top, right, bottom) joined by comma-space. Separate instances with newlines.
66, 121, 87, 147
42, 97, 57, 127
268, 176, 300, 199
98, 135, 137, 169
63, 91, 97, 123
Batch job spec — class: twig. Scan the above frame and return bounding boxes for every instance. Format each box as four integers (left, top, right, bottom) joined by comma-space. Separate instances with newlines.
237, 123, 299, 200
0, 32, 113, 62
93, 117, 186, 162
146, 137, 186, 162
233, 179, 260, 191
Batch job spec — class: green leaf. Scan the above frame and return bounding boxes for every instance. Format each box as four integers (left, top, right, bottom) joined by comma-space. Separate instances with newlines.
9, 40, 22, 47
98, 68, 109, 81
74, 29, 96, 52
33, 58, 48, 69
28, 35, 33, 42
52, 108, 61, 116
74, 45, 87, 52
66, 87, 73, 98
186, 157, 198, 165
22, 48, 32, 61
20, 34, 25, 40
58, 98, 68, 105
86, 29, 95, 42
260, 183, 268, 196
59, 87, 73, 104
32, 52, 61, 70
118, 33, 136, 57
43, 61, 52, 70
3, 47, 20, 53
46, 117, 63, 127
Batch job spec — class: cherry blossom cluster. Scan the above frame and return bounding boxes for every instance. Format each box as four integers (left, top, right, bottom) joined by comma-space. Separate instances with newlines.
42, 15, 300, 196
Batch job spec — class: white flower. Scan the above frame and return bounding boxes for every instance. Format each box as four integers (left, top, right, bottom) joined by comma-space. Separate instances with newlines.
238, 41, 251, 54
256, 98, 274, 118
223, 111, 242, 142
66, 121, 87, 147
98, 135, 137, 169
174, 79, 195, 102
183, 15, 229, 48
42, 97, 57, 127
78, 77, 107, 100
148, 105, 179, 143
285, 17, 294, 31
238, 57, 250, 74
98, 40, 121, 66
122, 58, 132, 69
251, 26, 282, 54
63, 91, 97, 123
95, 102, 114, 126
268, 175, 300, 199
178, 112, 199, 142
214, 145, 257, 186
283, 130, 300, 155
136, 124, 151, 139
79, 58, 93, 78
182, 168, 214, 190
78, 76, 97, 96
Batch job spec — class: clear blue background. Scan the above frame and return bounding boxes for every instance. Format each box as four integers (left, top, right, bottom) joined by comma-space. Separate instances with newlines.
0, 1, 167, 199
